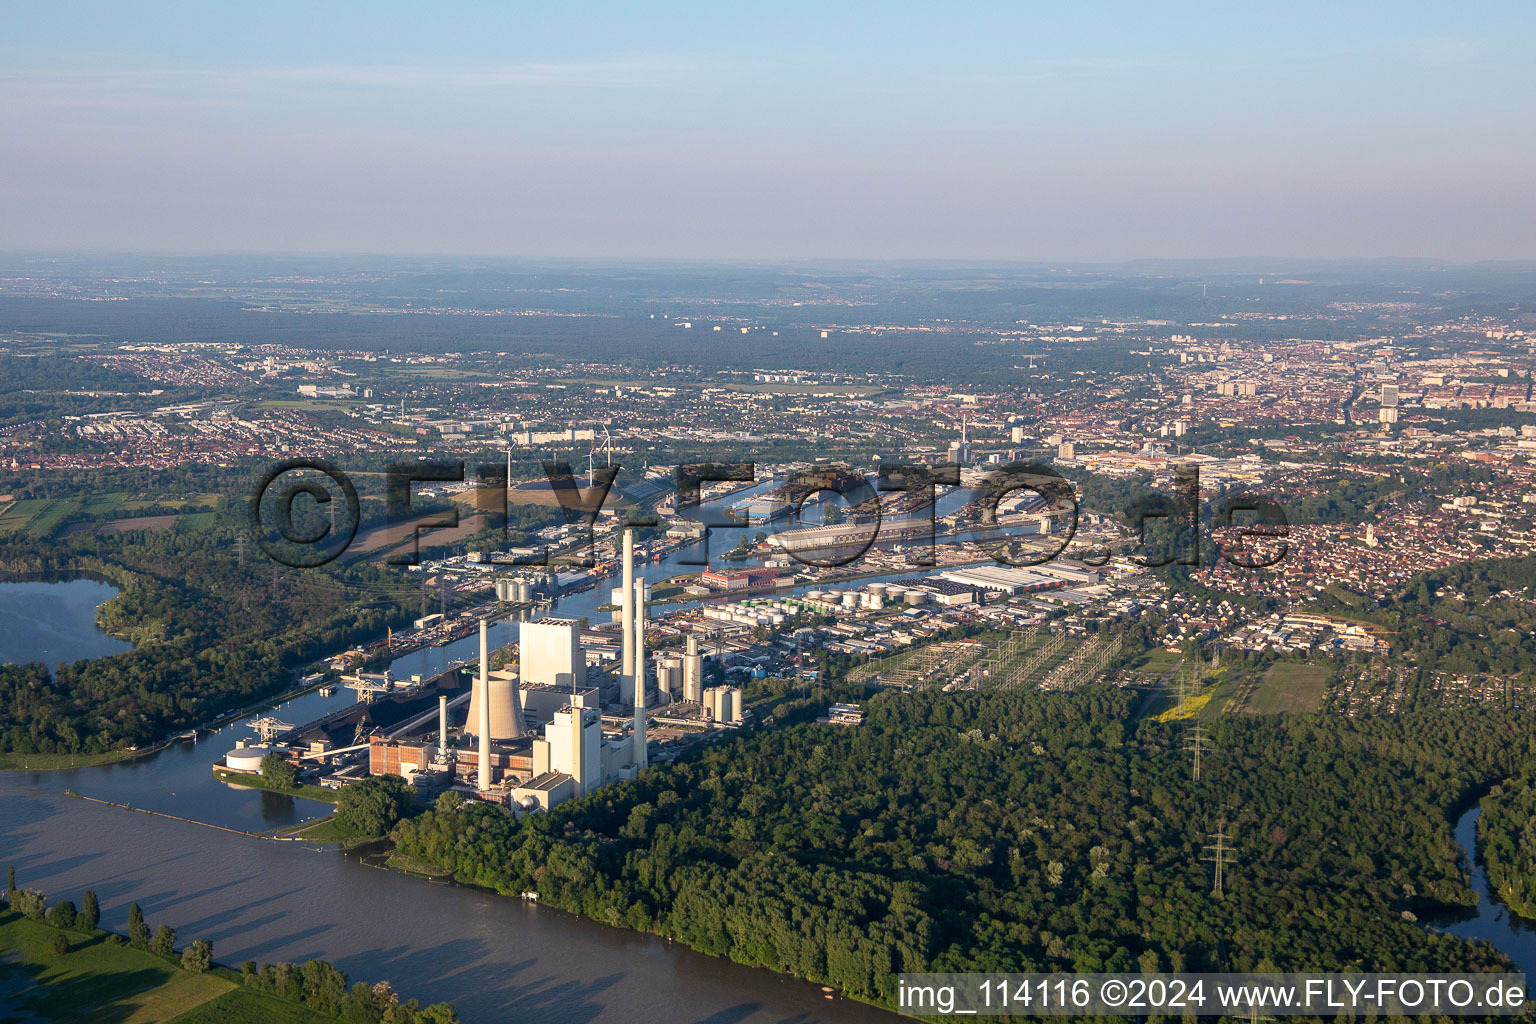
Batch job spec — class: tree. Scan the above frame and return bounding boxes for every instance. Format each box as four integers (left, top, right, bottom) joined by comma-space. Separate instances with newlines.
182, 939, 213, 974
152, 924, 177, 957
49, 934, 69, 957
260, 750, 299, 790
11, 889, 47, 920
6, 864, 13, 897
81, 889, 99, 931
47, 900, 77, 929
300, 958, 349, 1012
336, 774, 414, 837
128, 903, 150, 947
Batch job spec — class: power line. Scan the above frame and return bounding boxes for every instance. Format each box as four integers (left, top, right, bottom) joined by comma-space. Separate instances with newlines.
1203, 819, 1235, 897
1185, 724, 1213, 782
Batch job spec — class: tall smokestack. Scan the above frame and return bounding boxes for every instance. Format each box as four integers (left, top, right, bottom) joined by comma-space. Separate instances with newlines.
478, 618, 491, 791
438, 694, 448, 758
621, 527, 635, 703
634, 577, 647, 771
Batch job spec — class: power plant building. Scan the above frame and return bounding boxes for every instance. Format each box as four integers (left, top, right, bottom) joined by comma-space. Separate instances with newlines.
520, 617, 583, 690
533, 701, 602, 798
466, 667, 526, 742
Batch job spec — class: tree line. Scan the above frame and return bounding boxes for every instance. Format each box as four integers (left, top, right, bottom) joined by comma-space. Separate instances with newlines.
390, 686, 1534, 1009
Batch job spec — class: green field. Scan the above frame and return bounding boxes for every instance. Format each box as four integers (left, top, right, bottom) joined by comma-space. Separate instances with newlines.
178, 511, 217, 531
119, 493, 220, 513
1241, 661, 1331, 714
25, 497, 83, 538
80, 491, 128, 517
1124, 646, 1183, 677
167, 986, 333, 1023
268, 814, 358, 842
0, 498, 49, 534
0, 912, 234, 1023
0, 750, 137, 772
212, 767, 339, 804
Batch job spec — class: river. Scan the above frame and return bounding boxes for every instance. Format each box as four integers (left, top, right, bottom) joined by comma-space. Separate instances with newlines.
9, 507, 1527, 1021
1433, 806, 1536, 977
0, 787, 898, 1024
0, 496, 912, 1022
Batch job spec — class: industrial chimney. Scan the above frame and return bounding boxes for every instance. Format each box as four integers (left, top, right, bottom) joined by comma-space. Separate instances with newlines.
633, 576, 647, 771
477, 618, 491, 791
621, 528, 635, 704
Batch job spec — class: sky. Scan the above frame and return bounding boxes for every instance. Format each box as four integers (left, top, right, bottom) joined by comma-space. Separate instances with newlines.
2, 2, 1534, 260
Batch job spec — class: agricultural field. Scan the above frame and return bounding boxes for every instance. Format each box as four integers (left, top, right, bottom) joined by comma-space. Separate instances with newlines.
177, 510, 218, 531
80, 491, 128, 517
24, 497, 83, 538
119, 493, 219, 513
0, 497, 49, 534
100, 515, 180, 534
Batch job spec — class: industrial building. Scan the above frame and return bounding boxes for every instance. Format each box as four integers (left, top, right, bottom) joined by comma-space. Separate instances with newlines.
221, 528, 749, 818
519, 617, 583, 690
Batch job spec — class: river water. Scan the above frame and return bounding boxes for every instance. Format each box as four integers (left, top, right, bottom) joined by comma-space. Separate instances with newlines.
0, 493, 913, 1023
1434, 807, 1536, 978
8, 503, 1527, 1021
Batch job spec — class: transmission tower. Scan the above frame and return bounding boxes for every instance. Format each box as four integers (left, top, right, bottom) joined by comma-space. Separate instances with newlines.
1203, 819, 1235, 897
1184, 725, 1212, 781
796, 632, 806, 699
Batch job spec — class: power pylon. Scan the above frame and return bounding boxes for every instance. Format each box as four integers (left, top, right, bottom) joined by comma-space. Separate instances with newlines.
1203, 819, 1235, 897
1185, 725, 1212, 781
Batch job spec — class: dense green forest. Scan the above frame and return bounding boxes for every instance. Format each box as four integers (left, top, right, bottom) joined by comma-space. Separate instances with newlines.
392, 687, 1531, 1008
1479, 771, 1536, 919
0, 509, 419, 753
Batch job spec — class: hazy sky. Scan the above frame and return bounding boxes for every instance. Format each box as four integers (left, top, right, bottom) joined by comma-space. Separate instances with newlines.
3, 2, 1534, 259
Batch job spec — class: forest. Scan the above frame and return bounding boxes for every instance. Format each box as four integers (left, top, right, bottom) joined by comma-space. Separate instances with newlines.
0, 507, 419, 753
1478, 770, 1536, 919
391, 686, 1533, 1009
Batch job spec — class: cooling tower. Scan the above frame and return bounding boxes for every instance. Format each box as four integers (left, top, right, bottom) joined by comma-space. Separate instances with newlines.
468, 618, 523, 742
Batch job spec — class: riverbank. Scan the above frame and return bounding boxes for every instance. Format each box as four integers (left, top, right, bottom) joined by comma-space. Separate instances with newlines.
0, 911, 243, 1023
0, 908, 459, 1023
211, 766, 338, 804
0, 749, 138, 771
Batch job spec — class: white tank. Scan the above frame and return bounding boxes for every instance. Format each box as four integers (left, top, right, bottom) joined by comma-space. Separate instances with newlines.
224, 747, 269, 773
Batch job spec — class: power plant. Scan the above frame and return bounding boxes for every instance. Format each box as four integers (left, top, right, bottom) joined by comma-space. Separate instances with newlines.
222, 523, 755, 816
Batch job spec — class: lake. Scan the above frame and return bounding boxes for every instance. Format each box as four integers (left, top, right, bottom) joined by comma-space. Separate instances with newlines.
0, 578, 133, 668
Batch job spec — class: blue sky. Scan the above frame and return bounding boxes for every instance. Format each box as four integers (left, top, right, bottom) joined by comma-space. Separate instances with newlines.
3, 2, 1533, 258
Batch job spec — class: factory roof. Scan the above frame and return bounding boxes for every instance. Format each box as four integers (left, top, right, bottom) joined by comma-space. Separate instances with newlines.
521, 770, 574, 792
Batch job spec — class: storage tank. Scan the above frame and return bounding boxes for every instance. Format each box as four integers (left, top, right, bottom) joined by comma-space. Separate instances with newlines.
224, 747, 269, 773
